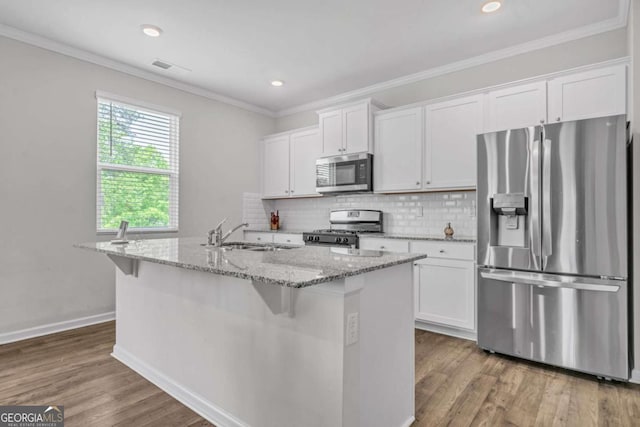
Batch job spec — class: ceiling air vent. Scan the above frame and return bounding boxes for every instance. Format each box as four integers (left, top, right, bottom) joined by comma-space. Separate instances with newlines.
152, 60, 172, 70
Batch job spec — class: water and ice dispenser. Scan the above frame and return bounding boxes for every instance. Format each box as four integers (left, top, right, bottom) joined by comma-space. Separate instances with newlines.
490, 193, 528, 247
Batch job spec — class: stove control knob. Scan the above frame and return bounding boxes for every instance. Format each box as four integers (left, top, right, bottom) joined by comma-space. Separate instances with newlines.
307, 235, 314, 241
335, 237, 341, 243
314, 236, 320, 242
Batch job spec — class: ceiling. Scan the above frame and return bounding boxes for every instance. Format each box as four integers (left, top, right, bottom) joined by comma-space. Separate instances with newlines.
0, 0, 628, 115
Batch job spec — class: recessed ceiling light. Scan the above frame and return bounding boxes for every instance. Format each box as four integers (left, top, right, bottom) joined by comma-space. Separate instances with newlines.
271, 80, 284, 87
481, 1, 501, 13
141, 24, 163, 37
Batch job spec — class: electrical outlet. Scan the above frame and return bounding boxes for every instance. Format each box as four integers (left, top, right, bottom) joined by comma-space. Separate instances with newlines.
346, 312, 359, 346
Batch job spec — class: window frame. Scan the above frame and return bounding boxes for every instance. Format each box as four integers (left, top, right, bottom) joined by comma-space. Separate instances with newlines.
95, 91, 181, 234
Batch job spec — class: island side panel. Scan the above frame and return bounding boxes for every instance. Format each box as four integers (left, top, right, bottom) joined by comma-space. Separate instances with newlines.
343, 263, 415, 427
113, 260, 349, 427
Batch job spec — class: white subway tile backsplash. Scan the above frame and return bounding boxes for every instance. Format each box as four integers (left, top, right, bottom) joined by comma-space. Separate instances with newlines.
242, 191, 477, 238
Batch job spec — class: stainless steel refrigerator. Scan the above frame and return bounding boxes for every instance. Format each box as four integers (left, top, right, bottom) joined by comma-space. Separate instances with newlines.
476, 115, 630, 380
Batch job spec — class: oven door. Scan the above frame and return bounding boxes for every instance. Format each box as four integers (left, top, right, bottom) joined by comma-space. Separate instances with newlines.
316, 153, 372, 193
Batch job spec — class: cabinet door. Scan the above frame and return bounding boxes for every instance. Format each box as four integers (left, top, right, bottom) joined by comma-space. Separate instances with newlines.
290, 128, 322, 197
548, 65, 626, 123
343, 103, 369, 154
273, 233, 305, 246
486, 81, 547, 132
414, 258, 475, 330
262, 136, 290, 198
244, 232, 274, 243
424, 95, 483, 189
358, 238, 410, 253
319, 110, 343, 157
374, 107, 423, 192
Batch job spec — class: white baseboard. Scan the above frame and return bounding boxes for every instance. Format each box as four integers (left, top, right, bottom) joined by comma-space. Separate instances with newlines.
401, 416, 416, 427
415, 320, 477, 342
0, 311, 115, 345
112, 345, 250, 427
630, 369, 640, 384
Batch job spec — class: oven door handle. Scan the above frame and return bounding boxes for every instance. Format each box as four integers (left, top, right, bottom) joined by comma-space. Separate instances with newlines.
479, 269, 621, 293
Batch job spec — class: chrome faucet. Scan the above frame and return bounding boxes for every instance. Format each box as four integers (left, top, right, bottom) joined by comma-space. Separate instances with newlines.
207, 218, 249, 247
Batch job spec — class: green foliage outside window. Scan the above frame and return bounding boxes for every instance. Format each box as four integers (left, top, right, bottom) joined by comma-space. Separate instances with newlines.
98, 103, 174, 230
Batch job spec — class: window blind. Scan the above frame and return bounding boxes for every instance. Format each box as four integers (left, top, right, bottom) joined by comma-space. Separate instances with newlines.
96, 95, 180, 232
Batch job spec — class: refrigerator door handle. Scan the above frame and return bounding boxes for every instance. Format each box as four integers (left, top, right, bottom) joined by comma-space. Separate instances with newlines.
530, 136, 541, 266
541, 137, 553, 267
479, 269, 621, 293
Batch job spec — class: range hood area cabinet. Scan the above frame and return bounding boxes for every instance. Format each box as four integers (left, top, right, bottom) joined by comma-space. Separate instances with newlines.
374, 62, 627, 193
261, 127, 322, 199
317, 99, 386, 157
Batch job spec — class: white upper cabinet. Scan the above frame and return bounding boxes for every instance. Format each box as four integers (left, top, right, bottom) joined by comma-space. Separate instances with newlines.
318, 110, 343, 157
424, 94, 483, 190
262, 127, 322, 199
374, 107, 423, 192
548, 65, 626, 123
318, 100, 381, 157
486, 81, 547, 132
343, 103, 369, 153
290, 128, 321, 197
262, 135, 291, 198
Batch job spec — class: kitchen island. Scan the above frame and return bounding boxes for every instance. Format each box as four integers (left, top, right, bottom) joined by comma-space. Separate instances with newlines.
76, 237, 426, 427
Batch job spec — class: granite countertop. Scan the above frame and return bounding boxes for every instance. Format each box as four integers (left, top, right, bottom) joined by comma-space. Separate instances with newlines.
75, 237, 426, 288
375, 233, 476, 243
245, 228, 476, 242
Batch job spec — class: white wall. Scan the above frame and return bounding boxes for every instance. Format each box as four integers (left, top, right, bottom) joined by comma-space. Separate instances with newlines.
276, 28, 629, 132
0, 36, 275, 335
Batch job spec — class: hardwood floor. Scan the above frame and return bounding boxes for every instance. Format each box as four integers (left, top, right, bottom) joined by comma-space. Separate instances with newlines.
1, 322, 639, 426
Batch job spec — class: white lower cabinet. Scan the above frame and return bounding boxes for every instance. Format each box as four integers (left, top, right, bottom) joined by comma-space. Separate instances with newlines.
358, 237, 409, 253
244, 231, 304, 246
413, 258, 475, 331
273, 233, 305, 246
243, 232, 274, 243
411, 241, 476, 338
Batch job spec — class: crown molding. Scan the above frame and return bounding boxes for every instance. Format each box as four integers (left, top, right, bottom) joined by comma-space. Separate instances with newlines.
0, 23, 276, 118
0, 0, 629, 121
276, 1, 630, 118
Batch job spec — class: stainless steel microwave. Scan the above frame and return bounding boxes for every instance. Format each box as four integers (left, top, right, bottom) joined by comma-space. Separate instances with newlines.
316, 153, 373, 194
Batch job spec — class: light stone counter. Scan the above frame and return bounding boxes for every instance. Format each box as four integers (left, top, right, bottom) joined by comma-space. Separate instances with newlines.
76, 237, 425, 288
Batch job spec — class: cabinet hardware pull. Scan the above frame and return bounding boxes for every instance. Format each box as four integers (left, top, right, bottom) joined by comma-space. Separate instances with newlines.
540, 119, 545, 124
439, 249, 445, 253
556, 117, 561, 122
285, 190, 289, 193
380, 246, 385, 249
426, 181, 431, 184
257, 237, 262, 241
416, 181, 420, 186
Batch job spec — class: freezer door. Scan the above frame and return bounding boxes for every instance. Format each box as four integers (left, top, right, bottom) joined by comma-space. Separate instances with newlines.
477, 268, 629, 380
477, 127, 542, 270
541, 115, 627, 278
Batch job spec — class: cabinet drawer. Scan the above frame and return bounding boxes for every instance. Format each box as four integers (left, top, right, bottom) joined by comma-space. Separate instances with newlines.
359, 238, 409, 253
273, 233, 304, 246
243, 232, 274, 243
410, 241, 474, 261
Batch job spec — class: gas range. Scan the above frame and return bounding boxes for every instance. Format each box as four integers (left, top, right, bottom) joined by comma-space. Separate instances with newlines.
303, 209, 383, 248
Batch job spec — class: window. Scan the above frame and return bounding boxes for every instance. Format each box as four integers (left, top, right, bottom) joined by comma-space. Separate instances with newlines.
96, 92, 180, 232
